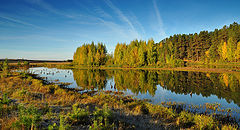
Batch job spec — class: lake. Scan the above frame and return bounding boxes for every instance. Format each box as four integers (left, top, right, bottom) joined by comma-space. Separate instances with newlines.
29, 67, 240, 122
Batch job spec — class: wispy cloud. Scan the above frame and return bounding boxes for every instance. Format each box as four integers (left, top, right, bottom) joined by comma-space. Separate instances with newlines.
94, 7, 112, 19
24, 0, 143, 41
24, 0, 106, 25
0, 14, 43, 29
103, 0, 141, 39
24, 0, 75, 18
0, 35, 71, 43
97, 18, 129, 39
128, 12, 146, 39
153, 0, 166, 38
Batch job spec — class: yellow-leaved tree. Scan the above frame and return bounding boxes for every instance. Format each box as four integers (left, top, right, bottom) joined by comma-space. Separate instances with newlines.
235, 42, 240, 62
218, 41, 228, 61
226, 38, 235, 62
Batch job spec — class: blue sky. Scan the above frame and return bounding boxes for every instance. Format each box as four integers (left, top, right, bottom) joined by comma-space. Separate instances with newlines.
0, 0, 239, 60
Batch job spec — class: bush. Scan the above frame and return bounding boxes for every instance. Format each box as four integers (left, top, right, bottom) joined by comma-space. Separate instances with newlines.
12, 105, 41, 129
90, 105, 114, 130
193, 114, 216, 129
221, 124, 238, 130
1, 93, 11, 105
23, 61, 29, 66
1, 59, 9, 77
176, 111, 194, 128
48, 114, 70, 130
0, 61, 3, 71
129, 102, 149, 115
17, 61, 21, 67
89, 120, 114, 130
48, 123, 58, 130
67, 103, 90, 125
59, 115, 70, 130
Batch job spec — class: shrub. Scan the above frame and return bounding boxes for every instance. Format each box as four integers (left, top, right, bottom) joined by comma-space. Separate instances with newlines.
67, 103, 90, 125
12, 105, 41, 129
129, 102, 149, 115
1, 93, 11, 105
23, 61, 29, 67
48, 123, 58, 130
90, 105, 114, 130
221, 124, 238, 130
48, 114, 70, 130
17, 61, 21, 67
193, 114, 216, 129
146, 104, 175, 121
89, 120, 114, 130
1, 59, 9, 77
0, 61, 2, 72
176, 111, 194, 128
59, 115, 70, 130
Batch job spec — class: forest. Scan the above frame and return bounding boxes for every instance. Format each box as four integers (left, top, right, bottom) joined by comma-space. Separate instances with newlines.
73, 22, 240, 67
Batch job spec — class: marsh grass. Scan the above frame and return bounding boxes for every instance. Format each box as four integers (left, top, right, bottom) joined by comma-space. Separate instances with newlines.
0, 69, 239, 129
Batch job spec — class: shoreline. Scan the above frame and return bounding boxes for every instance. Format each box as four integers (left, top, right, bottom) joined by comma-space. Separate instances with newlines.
29, 62, 240, 74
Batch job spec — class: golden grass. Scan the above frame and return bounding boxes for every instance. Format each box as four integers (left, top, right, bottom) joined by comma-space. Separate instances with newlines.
0, 71, 239, 129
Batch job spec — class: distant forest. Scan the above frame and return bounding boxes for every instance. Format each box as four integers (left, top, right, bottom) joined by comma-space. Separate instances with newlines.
73, 22, 240, 67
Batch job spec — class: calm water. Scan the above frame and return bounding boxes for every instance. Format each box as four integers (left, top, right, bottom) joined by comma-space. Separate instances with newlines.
29, 67, 240, 121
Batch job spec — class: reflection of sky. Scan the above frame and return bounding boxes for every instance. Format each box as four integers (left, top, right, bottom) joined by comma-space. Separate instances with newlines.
134, 85, 240, 110
29, 67, 240, 121
29, 67, 78, 88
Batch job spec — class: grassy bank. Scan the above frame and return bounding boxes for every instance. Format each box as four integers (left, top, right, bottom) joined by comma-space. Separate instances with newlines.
30, 62, 240, 74
0, 69, 239, 129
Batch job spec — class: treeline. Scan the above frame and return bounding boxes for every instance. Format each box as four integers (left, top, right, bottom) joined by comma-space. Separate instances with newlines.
73, 22, 240, 67
73, 42, 108, 66
160, 22, 240, 63
114, 39, 184, 67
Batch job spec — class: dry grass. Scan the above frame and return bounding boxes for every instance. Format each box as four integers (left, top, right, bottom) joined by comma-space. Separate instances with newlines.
0, 71, 239, 129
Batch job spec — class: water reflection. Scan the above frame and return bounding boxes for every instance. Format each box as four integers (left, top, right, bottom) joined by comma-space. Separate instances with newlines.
71, 69, 240, 107
29, 67, 240, 119
157, 71, 240, 106
73, 69, 108, 90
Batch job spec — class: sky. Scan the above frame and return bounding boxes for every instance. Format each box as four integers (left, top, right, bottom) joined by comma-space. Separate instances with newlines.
0, 0, 240, 60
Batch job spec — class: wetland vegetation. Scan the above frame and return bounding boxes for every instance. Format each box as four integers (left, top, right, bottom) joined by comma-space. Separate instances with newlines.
1, 59, 240, 129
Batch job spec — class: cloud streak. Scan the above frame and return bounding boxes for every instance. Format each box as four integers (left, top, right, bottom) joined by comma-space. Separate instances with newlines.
24, 0, 75, 18
24, 0, 144, 41
94, 7, 112, 19
0, 14, 42, 29
129, 12, 146, 39
153, 0, 166, 38
103, 0, 141, 39
25, 0, 108, 25
97, 18, 129, 39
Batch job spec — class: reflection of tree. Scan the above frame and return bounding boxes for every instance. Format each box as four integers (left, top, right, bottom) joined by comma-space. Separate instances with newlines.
113, 70, 157, 96
72, 69, 107, 90
157, 71, 240, 106
72, 69, 158, 96
72, 69, 240, 106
